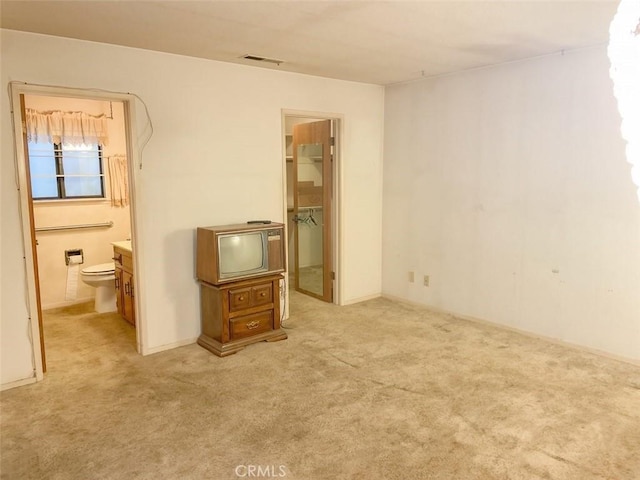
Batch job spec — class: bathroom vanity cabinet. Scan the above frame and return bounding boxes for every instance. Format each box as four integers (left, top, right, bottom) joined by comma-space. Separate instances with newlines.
198, 274, 287, 356
113, 245, 135, 326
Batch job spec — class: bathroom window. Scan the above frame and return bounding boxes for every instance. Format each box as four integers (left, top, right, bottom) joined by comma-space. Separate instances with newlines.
27, 141, 105, 200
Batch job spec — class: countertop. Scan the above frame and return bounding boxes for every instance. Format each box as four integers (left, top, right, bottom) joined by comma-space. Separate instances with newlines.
111, 240, 132, 252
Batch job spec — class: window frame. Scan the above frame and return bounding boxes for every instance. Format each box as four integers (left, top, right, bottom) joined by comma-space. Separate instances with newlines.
28, 141, 106, 201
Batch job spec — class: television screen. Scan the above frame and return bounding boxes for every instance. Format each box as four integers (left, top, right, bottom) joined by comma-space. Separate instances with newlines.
219, 232, 265, 276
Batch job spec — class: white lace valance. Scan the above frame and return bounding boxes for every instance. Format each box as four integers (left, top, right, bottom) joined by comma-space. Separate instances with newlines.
26, 108, 109, 146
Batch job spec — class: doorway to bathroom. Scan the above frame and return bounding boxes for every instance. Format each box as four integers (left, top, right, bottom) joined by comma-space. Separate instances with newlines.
10, 84, 142, 376
283, 113, 341, 309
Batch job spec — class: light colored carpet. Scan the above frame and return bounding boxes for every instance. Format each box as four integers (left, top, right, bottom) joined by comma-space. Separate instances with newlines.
2, 293, 640, 480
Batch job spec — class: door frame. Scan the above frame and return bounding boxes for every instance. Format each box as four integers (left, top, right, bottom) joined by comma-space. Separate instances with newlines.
9, 83, 145, 379
281, 110, 343, 317
292, 119, 333, 302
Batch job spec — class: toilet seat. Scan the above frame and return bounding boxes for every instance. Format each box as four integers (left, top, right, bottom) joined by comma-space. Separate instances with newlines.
81, 262, 115, 276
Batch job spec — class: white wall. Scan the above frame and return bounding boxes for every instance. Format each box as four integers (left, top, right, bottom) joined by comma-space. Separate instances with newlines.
26, 96, 131, 308
1, 29, 384, 387
383, 46, 640, 360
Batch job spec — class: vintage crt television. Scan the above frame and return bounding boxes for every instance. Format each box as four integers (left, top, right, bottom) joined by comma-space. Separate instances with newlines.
196, 222, 285, 285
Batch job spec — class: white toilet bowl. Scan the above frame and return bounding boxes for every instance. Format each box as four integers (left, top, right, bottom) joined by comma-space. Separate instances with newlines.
81, 263, 117, 313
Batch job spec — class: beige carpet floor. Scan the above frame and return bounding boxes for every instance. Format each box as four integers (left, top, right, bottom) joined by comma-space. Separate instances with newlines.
2, 292, 640, 480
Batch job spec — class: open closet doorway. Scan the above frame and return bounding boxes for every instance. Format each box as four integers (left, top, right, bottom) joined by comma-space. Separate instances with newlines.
283, 113, 341, 309
10, 84, 142, 377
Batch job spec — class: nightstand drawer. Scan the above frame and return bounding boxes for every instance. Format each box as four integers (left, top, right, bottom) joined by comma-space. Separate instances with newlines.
230, 311, 273, 340
229, 287, 251, 311
229, 284, 273, 312
251, 283, 273, 307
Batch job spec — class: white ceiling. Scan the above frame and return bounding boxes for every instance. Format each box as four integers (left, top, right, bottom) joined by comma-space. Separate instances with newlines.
0, 0, 619, 85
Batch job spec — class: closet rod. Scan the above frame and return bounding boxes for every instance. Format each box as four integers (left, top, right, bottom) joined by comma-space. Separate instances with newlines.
35, 221, 114, 232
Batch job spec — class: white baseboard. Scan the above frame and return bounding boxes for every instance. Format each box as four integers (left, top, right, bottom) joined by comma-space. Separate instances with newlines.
42, 297, 94, 311
142, 337, 198, 356
340, 292, 382, 306
382, 293, 640, 367
1, 375, 37, 391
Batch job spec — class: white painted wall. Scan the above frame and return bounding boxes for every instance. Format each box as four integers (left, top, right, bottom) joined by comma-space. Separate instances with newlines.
383, 46, 640, 360
1, 30, 384, 387
26, 96, 131, 309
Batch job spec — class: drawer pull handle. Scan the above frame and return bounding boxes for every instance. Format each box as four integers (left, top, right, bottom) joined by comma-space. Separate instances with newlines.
238, 296, 245, 301
246, 320, 261, 330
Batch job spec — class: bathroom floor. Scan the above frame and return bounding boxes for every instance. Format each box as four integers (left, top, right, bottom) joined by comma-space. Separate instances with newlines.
41, 302, 136, 373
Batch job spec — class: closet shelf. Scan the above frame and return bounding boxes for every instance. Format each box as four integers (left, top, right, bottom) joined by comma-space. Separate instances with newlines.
288, 206, 323, 212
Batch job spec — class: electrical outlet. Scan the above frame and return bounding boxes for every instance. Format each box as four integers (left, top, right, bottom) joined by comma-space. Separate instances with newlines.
423, 275, 430, 287
408, 271, 414, 283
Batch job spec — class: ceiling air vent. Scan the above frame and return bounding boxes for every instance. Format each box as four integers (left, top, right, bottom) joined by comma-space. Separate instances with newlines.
241, 54, 283, 66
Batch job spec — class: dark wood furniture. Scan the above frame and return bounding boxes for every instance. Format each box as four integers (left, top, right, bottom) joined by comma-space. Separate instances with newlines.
198, 274, 287, 356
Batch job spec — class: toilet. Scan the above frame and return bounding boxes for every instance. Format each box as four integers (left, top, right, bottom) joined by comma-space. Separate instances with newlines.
80, 262, 117, 313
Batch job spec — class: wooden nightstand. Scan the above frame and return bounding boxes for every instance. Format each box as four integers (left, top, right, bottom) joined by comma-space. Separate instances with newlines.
197, 274, 287, 356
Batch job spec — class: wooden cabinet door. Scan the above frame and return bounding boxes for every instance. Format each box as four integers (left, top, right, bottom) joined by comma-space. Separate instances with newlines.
123, 270, 135, 326
114, 267, 123, 316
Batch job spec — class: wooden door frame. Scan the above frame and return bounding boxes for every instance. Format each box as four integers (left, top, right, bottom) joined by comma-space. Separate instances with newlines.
9, 83, 145, 380
281, 110, 343, 317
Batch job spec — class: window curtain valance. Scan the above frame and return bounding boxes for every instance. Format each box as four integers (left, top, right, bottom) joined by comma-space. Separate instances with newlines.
25, 108, 109, 146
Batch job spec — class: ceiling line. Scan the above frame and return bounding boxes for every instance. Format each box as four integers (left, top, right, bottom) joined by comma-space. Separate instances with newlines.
386, 41, 610, 87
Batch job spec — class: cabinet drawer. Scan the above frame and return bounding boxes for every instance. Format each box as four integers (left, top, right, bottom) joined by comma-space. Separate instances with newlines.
228, 283, 273, 312
230, 310, 273, 340
229, 287, 251, 311
114, 247, 133, 271
121, 254, 133, 272
251, 283, 273, 307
